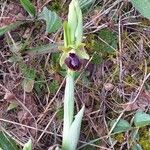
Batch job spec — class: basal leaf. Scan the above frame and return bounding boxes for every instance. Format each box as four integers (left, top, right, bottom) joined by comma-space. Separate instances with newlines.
20, 0, 36, 17
110, 119, 131, 133
134, 111, 150, 127
130, 0, 150, 19
38, 7, 62, 33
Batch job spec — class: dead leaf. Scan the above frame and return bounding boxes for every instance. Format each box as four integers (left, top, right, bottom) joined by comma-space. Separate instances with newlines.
4, 91, 15, 100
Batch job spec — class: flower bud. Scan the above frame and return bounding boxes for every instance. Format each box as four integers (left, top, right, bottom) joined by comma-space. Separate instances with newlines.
65, 53, 81, 71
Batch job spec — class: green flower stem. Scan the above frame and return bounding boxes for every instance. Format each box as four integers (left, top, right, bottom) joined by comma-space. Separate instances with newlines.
62, 69, 75, 150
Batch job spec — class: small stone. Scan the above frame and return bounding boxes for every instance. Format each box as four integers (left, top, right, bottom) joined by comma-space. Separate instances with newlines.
104, 83, 114, 91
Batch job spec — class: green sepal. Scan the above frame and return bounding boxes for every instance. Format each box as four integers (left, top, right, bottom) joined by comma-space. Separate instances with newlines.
63, 21, 71, 48
74, 0, 83, 46
76, 49, 89, 60
60, 52, 68, 67
68, 0, 78, 44
76, 43, 89, 60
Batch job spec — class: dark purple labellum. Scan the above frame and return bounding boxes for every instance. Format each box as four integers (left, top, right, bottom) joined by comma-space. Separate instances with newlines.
65, 53, 81, 71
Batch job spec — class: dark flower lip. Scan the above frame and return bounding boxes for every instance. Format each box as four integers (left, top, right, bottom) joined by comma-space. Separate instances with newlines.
65, 53, 81, 71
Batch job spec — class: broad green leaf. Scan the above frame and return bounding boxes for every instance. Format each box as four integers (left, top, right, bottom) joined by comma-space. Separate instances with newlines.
110, 119, 131, 133
134, 111, 150, 127
0, 132, 19, 150
38, 7, 62, 33
20, 0, 36, 17
130, 0, 150, 19
23, 139, 32, 150
0, 22, 23, 36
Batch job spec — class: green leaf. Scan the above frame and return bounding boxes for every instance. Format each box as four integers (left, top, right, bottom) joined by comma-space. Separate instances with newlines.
68, 106, 84, 150
21, 66, 36, 93
38, 7, 62, 33
0, 22, 24, 36
23, 78, 35, 93
62, 106, 85, 150
0, 132, 19, 150
20, 0, 36, 17
7, 102, 18, 111
130, 0, 150, 19
23, 43, 60, 55
110, 119, 131, 133
134, 111, 150, 127
23, 139, 32, 150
